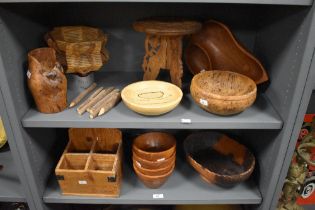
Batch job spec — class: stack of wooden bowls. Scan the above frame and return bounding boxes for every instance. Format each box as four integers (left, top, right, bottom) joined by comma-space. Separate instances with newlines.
132, 132, 176, 188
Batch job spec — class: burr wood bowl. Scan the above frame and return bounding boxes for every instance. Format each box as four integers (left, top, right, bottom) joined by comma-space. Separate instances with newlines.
134, 162, 175, 189
133, 132, 176, 161
133, 159, 175, 176
121, 80, 183, 116
184, 132, 255, 187
133, 151, 176, 170
190, 70, 257, 115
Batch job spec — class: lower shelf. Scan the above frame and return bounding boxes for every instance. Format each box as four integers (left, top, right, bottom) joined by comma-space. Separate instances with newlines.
44, 158, 262, 205
0, 147, 25, 202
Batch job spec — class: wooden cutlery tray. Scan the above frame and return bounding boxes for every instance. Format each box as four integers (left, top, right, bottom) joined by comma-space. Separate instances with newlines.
55, 128, 123, 197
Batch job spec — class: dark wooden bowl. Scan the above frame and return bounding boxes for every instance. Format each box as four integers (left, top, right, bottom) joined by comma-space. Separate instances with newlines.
133, 151, 176, 170
134, 163, 175, 189
190, 71, 257, 115
184, 132, 255, 187
185, 20, 268, 85
133, 157, 175, 176
133, 132, 176, 161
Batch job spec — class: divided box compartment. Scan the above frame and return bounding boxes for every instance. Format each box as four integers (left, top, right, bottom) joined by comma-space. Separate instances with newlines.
55, 128, 123, 197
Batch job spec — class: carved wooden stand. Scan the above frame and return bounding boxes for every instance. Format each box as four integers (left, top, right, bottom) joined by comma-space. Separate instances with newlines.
134, 19, 201, 88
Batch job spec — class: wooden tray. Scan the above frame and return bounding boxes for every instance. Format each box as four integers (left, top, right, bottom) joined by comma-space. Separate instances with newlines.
55, 128, 122, 197
185, 20, 268, 84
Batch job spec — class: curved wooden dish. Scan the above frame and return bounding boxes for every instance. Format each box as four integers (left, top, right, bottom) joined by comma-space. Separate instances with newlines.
190, 71, 257, 115
134, 163, 175, 189
133, 132, 176, 161
133, 151, 176, 170
133, 159, 175, 176
45, 26, 109, 75
184, 132, 255, 187
185, 20, 268, 84
121, 81, 183, 116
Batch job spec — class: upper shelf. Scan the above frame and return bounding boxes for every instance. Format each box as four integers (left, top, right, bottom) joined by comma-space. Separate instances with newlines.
0, 147, 26, 202
0, 0, 312, 5
22, 72, 283, 129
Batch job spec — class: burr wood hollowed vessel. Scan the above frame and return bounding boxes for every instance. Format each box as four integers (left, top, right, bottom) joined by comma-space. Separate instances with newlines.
27, 48, 67, 113
134, 19, 201, 88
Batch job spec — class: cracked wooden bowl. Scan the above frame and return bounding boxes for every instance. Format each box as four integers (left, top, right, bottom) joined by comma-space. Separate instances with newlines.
184, 132, 255, 187
121, 80, 183, 116
190, 70, 257, 115
133, 151, 176, 170
185, 20, 268, 84
134, 162, 175, 188
133, 132, 176, 161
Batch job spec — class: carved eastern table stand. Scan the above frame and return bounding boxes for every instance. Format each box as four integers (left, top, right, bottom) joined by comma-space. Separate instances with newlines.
134, 19, 201, 88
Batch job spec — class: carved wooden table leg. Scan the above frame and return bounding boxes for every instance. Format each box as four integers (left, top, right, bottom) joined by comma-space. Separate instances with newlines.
142, 35, 167, 81
166, 36, 183, 88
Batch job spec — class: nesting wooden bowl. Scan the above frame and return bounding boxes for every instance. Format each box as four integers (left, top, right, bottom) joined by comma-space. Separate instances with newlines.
190, 70, 257, 115
184, 132, 255, 187
121, 80, 183, 116
132, 132, 176, 188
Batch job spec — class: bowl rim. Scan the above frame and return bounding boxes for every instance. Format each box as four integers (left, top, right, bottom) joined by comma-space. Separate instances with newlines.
191, 70, 257, 101
134, 163, 175, 179
132, 150, 176, 164
133, 132, 177, 156
121, 80, 183, 109
133, 159, 175, 174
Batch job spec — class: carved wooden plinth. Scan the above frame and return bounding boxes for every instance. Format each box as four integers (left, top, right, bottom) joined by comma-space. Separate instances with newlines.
134, 19, 201, 88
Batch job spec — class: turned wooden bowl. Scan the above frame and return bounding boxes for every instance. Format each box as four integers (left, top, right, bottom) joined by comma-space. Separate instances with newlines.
190, 70, 257, 115
133, 159, 175, 176
133, 132, 176, 161
121, 80, 183, 116
134, 163, 175, 188
185, 20, 268, 84
133, 151, 176, 170
184, 132, 255, 187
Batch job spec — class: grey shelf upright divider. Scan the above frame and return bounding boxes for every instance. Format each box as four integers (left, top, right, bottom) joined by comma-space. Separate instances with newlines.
0, 86, 36, 207
0, 1, 315, 210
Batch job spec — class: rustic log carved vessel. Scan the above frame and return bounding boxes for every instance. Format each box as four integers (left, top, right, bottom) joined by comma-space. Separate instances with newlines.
184, 132, 255, 187
45, 26, 109, 75
185, 20, 268, 84
27, 48, 67, 113
190, 71, 257, 115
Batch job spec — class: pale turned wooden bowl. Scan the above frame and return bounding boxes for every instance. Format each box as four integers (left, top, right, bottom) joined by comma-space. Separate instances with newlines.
184, 132, 255, 187
190, 70, 257, 115
121, 80, 183, 116
134, 162, 175, 189
133, 132, 176, 161
133, 151, 176, 170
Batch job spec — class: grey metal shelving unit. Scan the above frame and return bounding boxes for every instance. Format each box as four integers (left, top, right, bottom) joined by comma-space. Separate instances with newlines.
0, 1, 315, 210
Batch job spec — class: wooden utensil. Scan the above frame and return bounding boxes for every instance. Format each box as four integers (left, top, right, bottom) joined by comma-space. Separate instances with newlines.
190, 70, 257, 115
27, 48, 67, 113
121, 80, 183, 116
186, 20, 268, 84
184, 132, 255, 187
